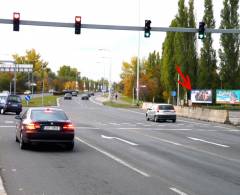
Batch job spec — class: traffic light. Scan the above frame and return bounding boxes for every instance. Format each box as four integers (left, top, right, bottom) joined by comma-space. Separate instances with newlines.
75, 16, 81, 34
144, 20, 151, 38
13, 12, 20, 31
198, 22, 206, 39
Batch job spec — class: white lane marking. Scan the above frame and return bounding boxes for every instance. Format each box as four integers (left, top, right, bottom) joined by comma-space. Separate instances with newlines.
139, 133, 182, 146
0, 126, 15, 128
117, 108, 144, 115
213, 125, 232, 130
109, 123, 120, 126
178, 119, 210, 126
118, 127, 140, 130
143, 125, 152, 127
0, 176, 7, 195
75, 127, 100, 130
5, 121, 14, 124
170, 187, 188, 195
89, 97, 103, 106
188, 137, 230, 148
101, 135, 138, 146
75, 137, 150, 177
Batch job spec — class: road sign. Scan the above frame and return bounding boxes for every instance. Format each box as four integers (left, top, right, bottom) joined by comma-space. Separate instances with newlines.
25, 95, 31, 102
171, 91, 176, 97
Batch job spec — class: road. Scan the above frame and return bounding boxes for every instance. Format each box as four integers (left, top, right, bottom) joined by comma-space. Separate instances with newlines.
0, 95, 240, 195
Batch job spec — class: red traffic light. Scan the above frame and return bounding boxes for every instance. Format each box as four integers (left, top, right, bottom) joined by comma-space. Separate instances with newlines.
75, 16, 81, 34
13, 12, 20, 19
75, 16, 81, 23
13, 12, 20, 31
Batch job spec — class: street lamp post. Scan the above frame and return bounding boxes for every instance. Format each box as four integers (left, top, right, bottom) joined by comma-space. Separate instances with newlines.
41, 64, 44, 106
98, 49, 112, 101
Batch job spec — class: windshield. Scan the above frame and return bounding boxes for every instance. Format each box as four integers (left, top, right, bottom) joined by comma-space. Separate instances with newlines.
30, 110, 68, 121
8, 96, 21, 103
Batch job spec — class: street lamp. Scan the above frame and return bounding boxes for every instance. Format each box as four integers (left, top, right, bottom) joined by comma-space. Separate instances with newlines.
98, 49, 112, 100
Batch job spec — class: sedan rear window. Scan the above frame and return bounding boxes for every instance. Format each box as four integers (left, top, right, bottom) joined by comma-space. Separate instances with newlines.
31, 110, 68, 121
159, 105, 174, 110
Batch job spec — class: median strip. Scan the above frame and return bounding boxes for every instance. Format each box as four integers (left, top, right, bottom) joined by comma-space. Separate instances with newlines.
75, 136, 150, 177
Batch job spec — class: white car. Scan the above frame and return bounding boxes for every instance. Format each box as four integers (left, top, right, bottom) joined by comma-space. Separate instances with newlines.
146, 103, 176, 122
24, 90, 31, 95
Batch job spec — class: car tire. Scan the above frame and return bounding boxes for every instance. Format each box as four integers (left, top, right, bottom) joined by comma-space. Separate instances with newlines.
146, 114, 149, 121
0, 108, 5, 115
65, 142, 74, 151
172, 119, 176, 123
154, 116, 158, 122
16, 112, 20, 115
19, 132, 28, 150
16, 135, 19, 142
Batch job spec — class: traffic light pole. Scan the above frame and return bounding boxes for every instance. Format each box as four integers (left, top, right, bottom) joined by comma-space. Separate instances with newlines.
0, 19, 239, 34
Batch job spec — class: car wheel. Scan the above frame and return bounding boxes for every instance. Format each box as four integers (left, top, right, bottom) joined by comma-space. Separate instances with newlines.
19, 132, 28, 150
0, 108, 5, 115
65, 142, 74, 151
16, 135, 19, 142
154, 116, 158, 122
172, 119, 176, 123
16, 112, 20, 115
146, 114, 149, 121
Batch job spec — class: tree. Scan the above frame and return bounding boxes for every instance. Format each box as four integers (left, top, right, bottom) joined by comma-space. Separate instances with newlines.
161, 19, 178, 102
198, 0, 219, 89
186, 0, 198, 88
219, 0, 240, 89
120, 57, 138, 97
12, 49, 50, 93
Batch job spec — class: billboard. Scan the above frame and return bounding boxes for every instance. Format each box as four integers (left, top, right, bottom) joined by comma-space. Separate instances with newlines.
216, 90, 240, 104
191, 90, 212, 103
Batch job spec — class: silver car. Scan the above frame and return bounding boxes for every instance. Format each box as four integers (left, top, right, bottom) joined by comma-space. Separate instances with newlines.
146, 104, 176, 122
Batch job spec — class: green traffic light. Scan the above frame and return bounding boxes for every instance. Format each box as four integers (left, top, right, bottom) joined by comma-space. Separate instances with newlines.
144, 32, 151, 38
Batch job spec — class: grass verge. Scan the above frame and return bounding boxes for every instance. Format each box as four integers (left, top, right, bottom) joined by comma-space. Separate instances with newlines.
22, 95, 60, 107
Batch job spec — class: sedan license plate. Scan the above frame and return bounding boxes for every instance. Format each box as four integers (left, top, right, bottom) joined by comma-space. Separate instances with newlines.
44, 126, 60, 131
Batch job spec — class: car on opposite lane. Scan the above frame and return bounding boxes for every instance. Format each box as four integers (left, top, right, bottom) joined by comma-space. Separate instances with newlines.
64, 93, 72, 100
15, 107, 75, 150
146, 103, 176, 122
81, 94, 89, 100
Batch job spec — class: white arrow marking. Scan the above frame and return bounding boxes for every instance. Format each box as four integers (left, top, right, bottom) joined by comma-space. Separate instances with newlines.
101, 135, 138, 146
188, 137, 230, 148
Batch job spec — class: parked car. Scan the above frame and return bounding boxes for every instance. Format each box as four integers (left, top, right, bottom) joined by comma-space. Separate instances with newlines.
0, 94, 22, 115
15, 107, 75, 150
64, 93, 72, 100
146, 104, 176, 122
81, 94, 89, 100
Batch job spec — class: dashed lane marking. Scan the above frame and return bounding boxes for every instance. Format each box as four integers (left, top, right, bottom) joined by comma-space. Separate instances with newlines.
170, 187, 188, 195
75, 136, 150, 177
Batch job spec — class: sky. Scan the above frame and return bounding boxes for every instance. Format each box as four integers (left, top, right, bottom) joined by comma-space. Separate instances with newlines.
0, 0, 231, 82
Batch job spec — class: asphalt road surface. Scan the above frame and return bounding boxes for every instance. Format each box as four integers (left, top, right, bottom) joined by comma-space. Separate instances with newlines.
0, 95, 240, 195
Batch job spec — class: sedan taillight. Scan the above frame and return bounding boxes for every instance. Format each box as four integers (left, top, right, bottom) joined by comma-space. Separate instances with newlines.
63, 123, 74, 131
24, 122, 40, 132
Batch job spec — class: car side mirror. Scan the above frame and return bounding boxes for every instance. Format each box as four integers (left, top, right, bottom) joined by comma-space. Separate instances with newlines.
15, 115, 22, 120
